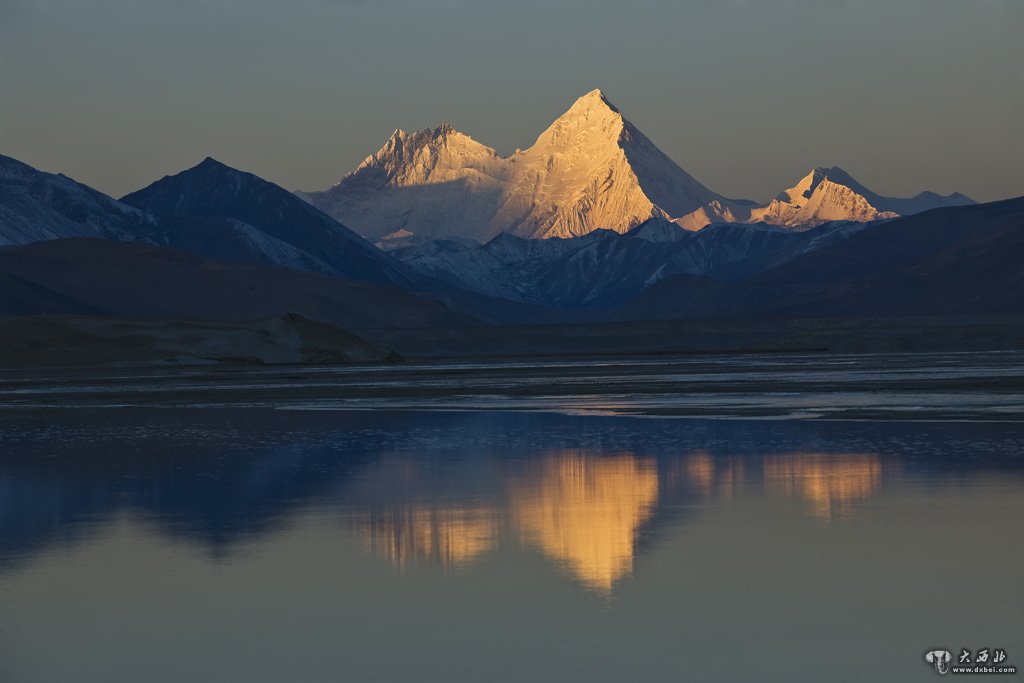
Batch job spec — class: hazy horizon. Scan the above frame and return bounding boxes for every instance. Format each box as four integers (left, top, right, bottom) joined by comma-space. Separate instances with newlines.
1, 0, 1021, 203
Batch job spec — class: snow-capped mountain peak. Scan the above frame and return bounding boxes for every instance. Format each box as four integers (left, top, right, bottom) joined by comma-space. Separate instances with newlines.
352, 122, 501, 185
493, 89, 705, 239
501, 89, 733, 238
305, 90, 975, 243
306, 89, 730, 243
774, 167, 830, 205
744, 166, 974, 228
579, 88, 617, 108
537, 88, 623, 135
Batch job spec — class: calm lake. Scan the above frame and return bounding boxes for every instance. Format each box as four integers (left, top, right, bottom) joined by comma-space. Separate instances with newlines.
1, 356, 1023, 681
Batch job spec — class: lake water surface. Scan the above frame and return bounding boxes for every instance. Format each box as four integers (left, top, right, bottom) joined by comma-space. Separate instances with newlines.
1, 358, 1023, 681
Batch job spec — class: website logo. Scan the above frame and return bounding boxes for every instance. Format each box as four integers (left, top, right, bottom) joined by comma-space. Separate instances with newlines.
925, 647, 1016, 676
926, 650, 953, 675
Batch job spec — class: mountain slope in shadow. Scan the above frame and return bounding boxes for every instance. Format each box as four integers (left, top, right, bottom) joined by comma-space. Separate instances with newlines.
0, 238, 475, 331
121, 157, 417, 288
619, 197, 1024, 321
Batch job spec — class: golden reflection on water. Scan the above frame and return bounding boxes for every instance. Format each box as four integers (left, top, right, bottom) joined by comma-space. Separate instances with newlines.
509, 453, 659, 594
357, 450, 887, 590
662, 452, 746, 499
360, 505, 498, 570
682, 452, 715, 493
763, 453, 883, 522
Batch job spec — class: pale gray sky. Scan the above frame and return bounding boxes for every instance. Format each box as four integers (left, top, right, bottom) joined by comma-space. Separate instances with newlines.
1, 0, 1021, 202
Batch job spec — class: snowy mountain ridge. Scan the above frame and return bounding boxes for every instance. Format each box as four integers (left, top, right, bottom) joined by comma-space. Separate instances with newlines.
307, 90, 736, 243
305, 90, 973, 244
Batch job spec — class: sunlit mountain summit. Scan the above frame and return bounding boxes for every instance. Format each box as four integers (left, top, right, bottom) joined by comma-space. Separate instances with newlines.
305, 90, 973, 245
306, 89, 736, 243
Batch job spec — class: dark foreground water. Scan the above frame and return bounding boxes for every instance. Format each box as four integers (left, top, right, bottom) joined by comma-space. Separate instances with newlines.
1, 406, 1022, 682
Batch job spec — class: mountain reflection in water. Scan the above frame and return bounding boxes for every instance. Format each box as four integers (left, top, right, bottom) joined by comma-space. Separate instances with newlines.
360, 504, 500, 570
2, 404, 1023, 683
509, 453, 659, 593
354, 452, 660, 593
353, 450, 896, 592
0, 409, 1021, 596
764, 453, 886, 521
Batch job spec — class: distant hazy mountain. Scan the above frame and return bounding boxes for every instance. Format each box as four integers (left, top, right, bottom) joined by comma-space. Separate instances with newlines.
619, 197, 1024, 321
0, 154, 158, 246
121, 157, 416, 288
392, 218, 869, 308
305, 90, 973, 243
0, 238, 474, 331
